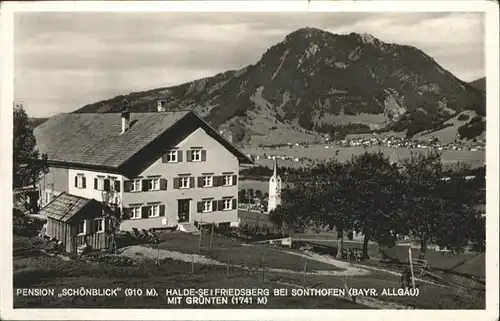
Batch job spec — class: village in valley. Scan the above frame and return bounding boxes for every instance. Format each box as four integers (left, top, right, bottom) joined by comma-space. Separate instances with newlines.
9, 10, 490, 313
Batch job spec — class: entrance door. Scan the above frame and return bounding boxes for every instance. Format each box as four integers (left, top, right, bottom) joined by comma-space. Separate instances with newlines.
178, 199, 190, 223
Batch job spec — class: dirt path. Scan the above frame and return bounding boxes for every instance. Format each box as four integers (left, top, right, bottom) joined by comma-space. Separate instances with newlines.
117, 245, 370, 276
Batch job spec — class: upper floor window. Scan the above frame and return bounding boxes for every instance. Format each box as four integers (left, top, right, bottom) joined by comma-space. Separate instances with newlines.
180, 177, 190, 189
192, 150, 201, 162
94, 218, 104, 233
97, 176, 105, 190
187, 149, 206, 162
75, 174, 86, 189
167, 150, 177, 163
148, 178, 160, 191
203, 176, 213, 187
223, 175, 233, 186
163, 150, 182, 163
131, 179, 142, 192
223, 199, 233, 211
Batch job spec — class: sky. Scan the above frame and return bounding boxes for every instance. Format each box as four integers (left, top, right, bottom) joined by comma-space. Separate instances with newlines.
14, 12, 485, 118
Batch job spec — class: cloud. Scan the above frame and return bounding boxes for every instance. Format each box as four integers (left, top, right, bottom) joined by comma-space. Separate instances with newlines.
14, 12, 485, 118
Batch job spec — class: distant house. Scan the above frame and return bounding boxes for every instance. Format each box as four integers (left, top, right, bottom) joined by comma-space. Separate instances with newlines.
40, 192, 109, 253
34, 107, 253, 234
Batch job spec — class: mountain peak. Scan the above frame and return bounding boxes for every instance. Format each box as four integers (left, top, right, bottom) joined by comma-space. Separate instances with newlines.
75, 27, 485, 144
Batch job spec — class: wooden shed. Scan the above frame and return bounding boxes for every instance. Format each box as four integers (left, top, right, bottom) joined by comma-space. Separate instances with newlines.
40, 192, 110, 253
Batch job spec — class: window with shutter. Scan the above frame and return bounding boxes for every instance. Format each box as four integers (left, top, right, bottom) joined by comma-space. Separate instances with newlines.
186, 150, 192, 162
189, 177, 195, 188
74, 176, 78, 187
178, 150, 183, 162
82, 177, 86, 188
223, 199, 232, 210
148, 178, 160, 191
131, 179, 142, 192
232, 198, 237, 210
191, 150, 201, 161
114, 180, 121, 192
159, 205, 166, 216
130, 207, 142, 219
173, 177, 180, 189
124, 181, 132, 192
201, 150, 207, 161
212, 200, 217, 211
197, 202, 203, 213
202, 200, 213, 212
163, 150, 179, 163
94, 178, 98, 190
232, 175, 238, 185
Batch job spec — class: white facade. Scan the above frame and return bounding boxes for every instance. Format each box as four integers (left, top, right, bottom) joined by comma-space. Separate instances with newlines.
267, 160, 282, 212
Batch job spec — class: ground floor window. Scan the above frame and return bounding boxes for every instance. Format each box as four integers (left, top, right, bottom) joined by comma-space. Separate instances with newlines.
149, 204, 160, 217
94, 218, 104, 232
202, 200, 213, 212
77, 220, 86, 235
131, 206, 142, 219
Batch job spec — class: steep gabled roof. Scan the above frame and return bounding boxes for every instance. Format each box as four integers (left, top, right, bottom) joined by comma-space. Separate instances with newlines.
34, 111, 253, 174
40, 192, 101, 222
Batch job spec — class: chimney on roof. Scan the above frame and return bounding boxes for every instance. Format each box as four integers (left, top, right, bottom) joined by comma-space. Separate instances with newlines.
121, 99, 130, 133
156, 99, 166, 112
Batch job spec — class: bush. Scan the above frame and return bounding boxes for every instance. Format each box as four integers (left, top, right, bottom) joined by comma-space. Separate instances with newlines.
13, 208, 45, 237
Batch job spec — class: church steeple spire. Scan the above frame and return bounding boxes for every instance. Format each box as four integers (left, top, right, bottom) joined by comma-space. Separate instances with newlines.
268, 157, 282, 213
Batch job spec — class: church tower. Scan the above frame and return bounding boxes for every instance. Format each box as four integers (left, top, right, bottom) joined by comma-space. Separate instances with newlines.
267, 159, 282, 213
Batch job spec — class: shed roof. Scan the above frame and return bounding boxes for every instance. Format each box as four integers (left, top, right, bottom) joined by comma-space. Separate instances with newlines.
40, 192, 100, 223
